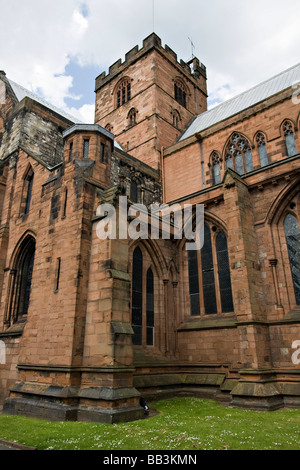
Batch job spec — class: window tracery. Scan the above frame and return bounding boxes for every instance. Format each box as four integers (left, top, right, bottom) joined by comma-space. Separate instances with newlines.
116, 78, 131, 109
225, 133, 254, 175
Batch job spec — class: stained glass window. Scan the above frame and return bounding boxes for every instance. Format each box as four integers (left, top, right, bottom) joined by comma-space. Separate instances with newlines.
284, 214, 300, 305
216, 232, 234, 312
146, 268, 154, 346
187, 226, 234, 316
224, 133, 253, 175
188, 244, 200, 316
201, 225, 217, 314
132, 247, 143, 345
211, 152, 222, 185
283, 121, 297, 157
256, 133, 269, 167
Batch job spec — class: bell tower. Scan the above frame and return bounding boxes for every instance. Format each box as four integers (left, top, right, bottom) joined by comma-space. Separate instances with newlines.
94, 33, 207, 170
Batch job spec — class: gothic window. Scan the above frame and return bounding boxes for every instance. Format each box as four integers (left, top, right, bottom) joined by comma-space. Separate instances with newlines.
174, 79, 187, 108
21, 167, 34, 216
283, 120, 297, 157
216, 232, 234, 313
146, 268, 154, 346
25, 172, 34, 215
256, 132, 269, 167
132, 247, 143, 345
187, 225, 234, 316
284, 214, 300, 306
128, 108, 137, 127
211, 151, 222, 185
116, 78, 131, 109
172, 109, 181, 128
131, 247, 155, 346
6, 236, 36, 325
225, 133, 254, 175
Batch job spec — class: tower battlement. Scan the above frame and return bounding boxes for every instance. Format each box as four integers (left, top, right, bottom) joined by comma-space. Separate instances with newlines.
95, 33, 206, 92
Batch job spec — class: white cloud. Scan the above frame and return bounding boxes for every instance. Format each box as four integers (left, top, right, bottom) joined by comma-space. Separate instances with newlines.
0, 0, 299, 124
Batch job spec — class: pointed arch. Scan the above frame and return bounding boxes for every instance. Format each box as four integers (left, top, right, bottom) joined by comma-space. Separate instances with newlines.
281, 119, 297, 157
254, 131, 269, 167
5, 233, 36, 325
127, 107, 138, 127
223, 132, 254, 175
174, 77, 188, 107
20, 164, 34, 215
114, 76, 132, 109
210, 151, 222, 185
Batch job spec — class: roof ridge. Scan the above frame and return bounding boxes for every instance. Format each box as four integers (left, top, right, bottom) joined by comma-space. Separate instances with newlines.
206, 62, 300, 118
179, 62, 300, 141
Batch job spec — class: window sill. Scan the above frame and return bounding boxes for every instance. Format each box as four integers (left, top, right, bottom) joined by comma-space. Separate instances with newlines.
0, 322, 25, 337
178, 314, 237, 331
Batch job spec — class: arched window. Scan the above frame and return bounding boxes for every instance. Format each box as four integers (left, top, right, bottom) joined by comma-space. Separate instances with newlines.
211, 151, 222, 185
128, 108, 137, 127
225, 133, 254, 175
21, 166, 34, 215
6, 236, 36, 325
146, 268, 154, 346
131, 247, 155, 346
116, 78, 131, 109
283, 120, 297, 157
172, 109, 181, 128
284, 214, 300, 305
132, 247, 143, 345
256, 132, 269, 167
216, 232, 234, 313
174, 79, 187, 108
187, 225, 234, 316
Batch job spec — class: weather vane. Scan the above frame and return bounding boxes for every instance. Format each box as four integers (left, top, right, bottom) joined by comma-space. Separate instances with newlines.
188, 37, 195, 59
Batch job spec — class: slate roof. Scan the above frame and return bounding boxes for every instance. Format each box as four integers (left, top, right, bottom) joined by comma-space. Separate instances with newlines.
8, 78, 83, 124
180, 62, 300, 141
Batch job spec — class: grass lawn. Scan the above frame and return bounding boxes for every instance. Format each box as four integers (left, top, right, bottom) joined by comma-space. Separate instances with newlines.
0, 397, 300, 450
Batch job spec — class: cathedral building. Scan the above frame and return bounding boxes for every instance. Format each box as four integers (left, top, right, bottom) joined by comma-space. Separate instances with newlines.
0, 33, 300, 423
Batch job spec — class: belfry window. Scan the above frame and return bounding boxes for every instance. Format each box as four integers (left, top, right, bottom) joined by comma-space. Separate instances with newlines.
256, 133, 269, 167
283, 120, 297, 157
284, 213, 300, 306
225, 133, 254, 175
174, 79, 187, 108
116, 78, 131, 109
131, 247, 155, 346
187, 225, 234, 316
5, 236, 36, 325
128, 108, 137, 127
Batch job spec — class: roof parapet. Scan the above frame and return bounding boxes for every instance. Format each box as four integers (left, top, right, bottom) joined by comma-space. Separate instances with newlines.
95, 33, 206, 91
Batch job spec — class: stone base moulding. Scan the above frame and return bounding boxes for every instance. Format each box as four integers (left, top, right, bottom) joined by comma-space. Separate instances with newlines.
3, 381, 144, 424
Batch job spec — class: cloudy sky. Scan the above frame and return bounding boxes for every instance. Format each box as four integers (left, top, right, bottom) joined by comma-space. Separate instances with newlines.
1, 0, 300, 123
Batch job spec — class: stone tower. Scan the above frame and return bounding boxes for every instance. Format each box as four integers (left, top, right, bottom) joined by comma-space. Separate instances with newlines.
95, 33, 207, 170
